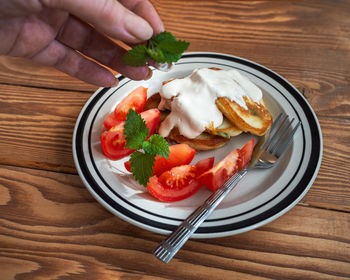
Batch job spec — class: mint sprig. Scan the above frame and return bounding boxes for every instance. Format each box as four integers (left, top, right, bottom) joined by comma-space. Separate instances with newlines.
124, 109, 170, 186
122, 31, 190, 67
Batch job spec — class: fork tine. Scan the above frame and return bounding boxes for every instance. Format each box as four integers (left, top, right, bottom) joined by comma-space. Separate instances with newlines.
270, 113, 284, 132
261, 113, 282, 150
264, 114, 288, 152
269, 117, 295, 155
274, 121, 301, 157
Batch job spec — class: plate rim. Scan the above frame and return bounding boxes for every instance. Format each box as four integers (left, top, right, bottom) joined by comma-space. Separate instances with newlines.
73, 51, 323, 238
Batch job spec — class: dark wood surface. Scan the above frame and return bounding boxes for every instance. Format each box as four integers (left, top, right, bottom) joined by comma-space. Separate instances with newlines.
1, 1, 349, 279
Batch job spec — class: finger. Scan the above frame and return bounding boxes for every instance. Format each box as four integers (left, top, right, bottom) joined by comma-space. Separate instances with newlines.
0, 0, 42, 18
43, 0, 153, 43
57, 15, 151, 80
30, 39, 117, 87
119, 0, 164, 35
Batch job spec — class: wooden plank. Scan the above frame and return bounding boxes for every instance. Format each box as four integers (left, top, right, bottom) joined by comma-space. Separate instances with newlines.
0, 165, 349, 280
0, 84, 90, 173
301, 117, 350, 211
0, 56, 97, 92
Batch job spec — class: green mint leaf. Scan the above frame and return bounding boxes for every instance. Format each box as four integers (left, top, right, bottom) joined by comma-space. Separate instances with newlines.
142, 134, 170, 158
151, 31, 177, 44
158, 40, 190, 55
124, 109, 149, 149
130, 151, 155, 187
159, 51, 182, 63
122, 45, 148, 67
156, 35, 189, 63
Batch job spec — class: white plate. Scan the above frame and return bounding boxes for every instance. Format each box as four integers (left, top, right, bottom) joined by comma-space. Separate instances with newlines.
73, 52, 322, 238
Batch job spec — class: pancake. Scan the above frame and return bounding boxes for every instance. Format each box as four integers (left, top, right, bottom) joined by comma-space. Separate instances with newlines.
215, 96, 272, 136
206, 117, 242, 138
168, 128, 230, 150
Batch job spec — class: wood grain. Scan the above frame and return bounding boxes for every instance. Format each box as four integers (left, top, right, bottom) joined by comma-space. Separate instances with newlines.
303, 117, 350, 211
1, 165, 349, 280
0, 84, 90, 173
0, 57, 97, 93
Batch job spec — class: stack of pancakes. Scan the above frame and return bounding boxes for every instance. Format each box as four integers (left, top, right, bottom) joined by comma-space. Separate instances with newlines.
145, 88, 272, 150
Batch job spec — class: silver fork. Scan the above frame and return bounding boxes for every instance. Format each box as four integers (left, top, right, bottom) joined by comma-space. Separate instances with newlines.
153, 113, 301, 263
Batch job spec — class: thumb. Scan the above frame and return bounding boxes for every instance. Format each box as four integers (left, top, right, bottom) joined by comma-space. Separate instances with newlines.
44, 0, 153, 43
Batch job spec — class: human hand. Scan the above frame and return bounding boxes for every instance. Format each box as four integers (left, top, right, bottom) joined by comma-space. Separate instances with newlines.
0, 0, 164, 87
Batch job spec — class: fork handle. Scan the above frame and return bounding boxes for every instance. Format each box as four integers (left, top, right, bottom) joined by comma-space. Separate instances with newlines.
153, 169, 248, 263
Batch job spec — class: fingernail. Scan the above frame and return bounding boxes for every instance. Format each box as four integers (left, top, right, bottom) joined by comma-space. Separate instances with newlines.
144, 68, 153, 80
157, 22, 165, 33
125, 12, 153, 41
112, 78, 119, 87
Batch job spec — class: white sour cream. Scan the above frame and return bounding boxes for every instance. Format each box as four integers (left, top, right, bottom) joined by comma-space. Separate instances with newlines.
158, 68, 263, 139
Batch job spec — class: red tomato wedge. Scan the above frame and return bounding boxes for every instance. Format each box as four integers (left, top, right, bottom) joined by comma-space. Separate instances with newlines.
198, 149, 240, 191
124, 144, 196, 176
103, 87, 148, 130
114, 86, 147, 121
100, 121, 132, 160
198, 139, 255, 191
100, 109, 160, 160
103, 113, 120, 130
140, 108, 160, 140
239, 138, 255, 169
147, 157, 214, 202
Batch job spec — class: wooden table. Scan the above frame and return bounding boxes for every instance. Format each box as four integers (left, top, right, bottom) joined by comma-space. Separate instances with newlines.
1, 1, 349, 279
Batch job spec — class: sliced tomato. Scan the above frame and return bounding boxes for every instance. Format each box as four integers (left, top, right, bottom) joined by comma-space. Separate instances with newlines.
100, 109, 160, 160
141, 108, 160, 140
103, 113, 120, 130
158, 165, 197, 189
103, 87, 148, 129
100, 121, 131, 160
198, 149, 240, 191
239, 138, 255, 169
114, 86, 147, 121
198, 139, 255, 191
124, 144, 196, 176
147, 157, 214, 202
194, 157, 215, 175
